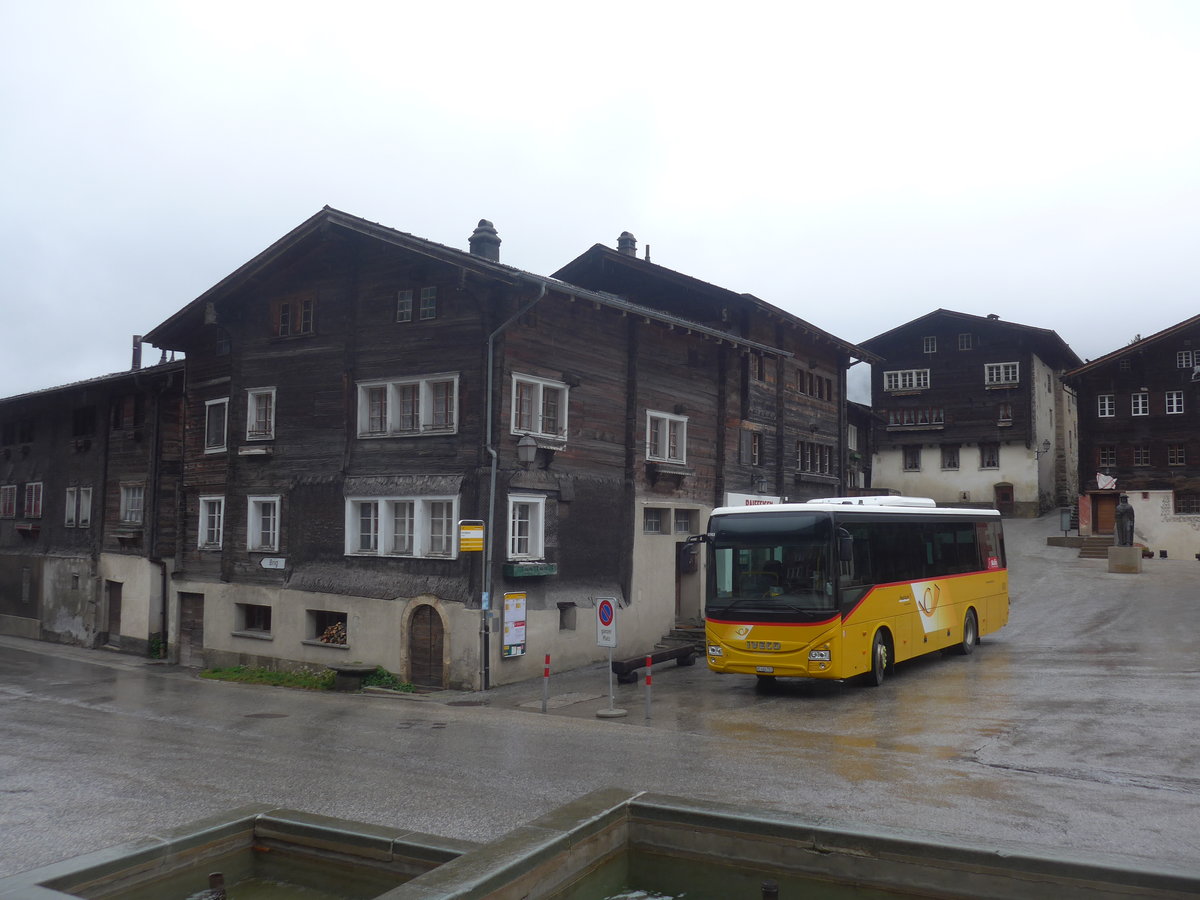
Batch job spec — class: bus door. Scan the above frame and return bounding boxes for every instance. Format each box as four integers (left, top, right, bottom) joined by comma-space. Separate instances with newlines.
839, 521, 914, 662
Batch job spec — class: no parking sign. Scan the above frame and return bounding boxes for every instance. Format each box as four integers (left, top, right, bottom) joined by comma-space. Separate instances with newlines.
596, 597, 617, 648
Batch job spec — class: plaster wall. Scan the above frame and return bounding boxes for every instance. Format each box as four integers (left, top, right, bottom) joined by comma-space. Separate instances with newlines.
1030, 356, 1056, 511
169, 573, 677, 691
1119, 492, 1200, 561
98, 553, 170, 652
39, 555, 98, 646
874, 444, 1039, 512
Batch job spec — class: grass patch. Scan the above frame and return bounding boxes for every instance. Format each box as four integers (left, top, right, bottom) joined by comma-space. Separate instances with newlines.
362, 666, 416, 692
200, 665, 335, 691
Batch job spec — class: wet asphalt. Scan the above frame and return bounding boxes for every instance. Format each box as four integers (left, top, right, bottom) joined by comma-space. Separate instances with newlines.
1, 512, 1199, 881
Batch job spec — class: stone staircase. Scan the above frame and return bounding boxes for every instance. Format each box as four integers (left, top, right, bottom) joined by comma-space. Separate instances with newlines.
660, 623, 707, 653
1079, 535, 1114, 559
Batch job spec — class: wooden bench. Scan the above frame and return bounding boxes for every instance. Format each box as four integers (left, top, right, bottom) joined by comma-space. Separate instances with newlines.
611, 645, 697, 684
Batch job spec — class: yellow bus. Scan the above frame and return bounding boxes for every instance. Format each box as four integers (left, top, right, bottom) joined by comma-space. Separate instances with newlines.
699, 497, 1008, 687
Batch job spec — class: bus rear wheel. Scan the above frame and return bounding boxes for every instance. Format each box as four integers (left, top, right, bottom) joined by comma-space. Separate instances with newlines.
956, 609, 978, 656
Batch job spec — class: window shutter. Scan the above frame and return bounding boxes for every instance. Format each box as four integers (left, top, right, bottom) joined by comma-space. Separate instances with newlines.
739, 429, 754, 464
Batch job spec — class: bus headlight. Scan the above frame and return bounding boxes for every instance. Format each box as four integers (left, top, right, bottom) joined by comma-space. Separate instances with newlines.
708, 645, 723, 657
808, 648, 831, 661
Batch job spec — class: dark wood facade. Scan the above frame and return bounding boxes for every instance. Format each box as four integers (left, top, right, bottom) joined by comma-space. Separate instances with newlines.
553, 238, 874, 502
860, 310, 1082, 514
1064, 314, 1200, 527
140, 209, 870, 687
0, 362, 182, 651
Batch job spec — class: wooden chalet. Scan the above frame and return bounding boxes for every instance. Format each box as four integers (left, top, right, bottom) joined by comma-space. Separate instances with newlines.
553, 233, 878, 506
859, 310, 1082, 515
0, 354, 183, 653
143, 207, 865, 689
1063, 313, 1200, 558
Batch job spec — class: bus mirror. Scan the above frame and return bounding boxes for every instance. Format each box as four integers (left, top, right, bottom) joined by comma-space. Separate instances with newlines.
686, 533, 710, 545
837, 529, 853, 562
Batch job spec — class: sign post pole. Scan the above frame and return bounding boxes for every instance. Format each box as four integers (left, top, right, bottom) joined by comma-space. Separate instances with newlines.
594, 598, 626, 718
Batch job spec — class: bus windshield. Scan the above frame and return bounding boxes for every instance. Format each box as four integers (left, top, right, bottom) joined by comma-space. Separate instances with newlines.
707, 511, 835, 621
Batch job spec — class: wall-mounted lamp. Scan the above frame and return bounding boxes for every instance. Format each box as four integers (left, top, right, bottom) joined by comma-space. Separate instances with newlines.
753, 473, 770, 494
516, 433, 538, 467
1034, 439, 1051, 459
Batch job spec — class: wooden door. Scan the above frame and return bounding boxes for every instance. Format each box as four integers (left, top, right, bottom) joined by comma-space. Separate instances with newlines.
408, 605, 445, 689
994, 483, 1015, 517
178, 592, 204, 667
1094, 494, 1118, 534
104, 580, 122, 648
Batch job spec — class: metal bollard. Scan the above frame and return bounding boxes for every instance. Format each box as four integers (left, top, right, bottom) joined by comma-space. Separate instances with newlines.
644, 654, 652, 719
761, 879, 779, 900
541, 654, 550, 714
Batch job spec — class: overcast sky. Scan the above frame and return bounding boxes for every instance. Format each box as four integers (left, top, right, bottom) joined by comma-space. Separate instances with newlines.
3, 1, 1198, 403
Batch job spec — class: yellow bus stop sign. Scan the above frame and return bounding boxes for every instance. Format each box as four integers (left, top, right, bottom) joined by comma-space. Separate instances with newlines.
459, 520, 484, 552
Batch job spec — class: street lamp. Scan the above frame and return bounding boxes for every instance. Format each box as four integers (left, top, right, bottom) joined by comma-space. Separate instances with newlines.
1033, 439, 1051, 459
516, 433, 538, 467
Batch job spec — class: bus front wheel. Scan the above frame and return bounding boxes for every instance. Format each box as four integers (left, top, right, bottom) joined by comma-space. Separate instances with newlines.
956, 609, 978, 656
861, 631, 889, 687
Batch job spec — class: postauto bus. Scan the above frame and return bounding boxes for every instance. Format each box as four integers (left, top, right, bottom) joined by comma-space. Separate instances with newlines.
698, 497, 1008, 686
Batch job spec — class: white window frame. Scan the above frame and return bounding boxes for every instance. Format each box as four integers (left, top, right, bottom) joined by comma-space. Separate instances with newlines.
1131, 392, 1149, 416
507, 494, 547, 560
120, 483, 145, 525
902, 446, 922, 471
958, 333, 972, 350
643, 507, 664, 534
204, 398, 228, 453
0, 484, 16, 518
882, 369, 930, 392
78, 487, 92, 527
356, 374, 459, 438
247, 495, 281, 552
1166, 390, 1184, 415
24, 482, 42, 518
65, 487, 92, 527
1168, 444, 1186, 466
984, 362, 1020, 385
344, 496, 458, 559
396, 289, 413, 322
923, 336, 936, 354
1177, 350, 1194, 369
646, 410, 687, 463
419, 286, 437, 320
198, 495, 225, 549
1098, 394, 1114, 418
511, 374, 569, 441
246, 388, 276, 441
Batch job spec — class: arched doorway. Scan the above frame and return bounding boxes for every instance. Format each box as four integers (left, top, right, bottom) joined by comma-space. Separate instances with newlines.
408, 604, 445, 689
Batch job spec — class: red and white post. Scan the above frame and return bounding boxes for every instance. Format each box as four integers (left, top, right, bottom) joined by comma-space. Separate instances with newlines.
644, 654, 653, 719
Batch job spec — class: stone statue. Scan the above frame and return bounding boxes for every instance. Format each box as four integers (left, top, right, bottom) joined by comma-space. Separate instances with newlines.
1115, 494, 1135, 547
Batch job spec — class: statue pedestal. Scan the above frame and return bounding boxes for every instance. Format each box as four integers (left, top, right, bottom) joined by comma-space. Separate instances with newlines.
1107, 546, 1143, 574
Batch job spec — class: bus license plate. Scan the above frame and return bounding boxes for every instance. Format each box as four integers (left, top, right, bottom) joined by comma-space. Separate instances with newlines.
755, 666, 774, 673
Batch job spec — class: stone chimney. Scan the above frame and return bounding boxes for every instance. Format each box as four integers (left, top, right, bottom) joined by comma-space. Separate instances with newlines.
469, 219, 501, 261
617, 231, 637, 257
